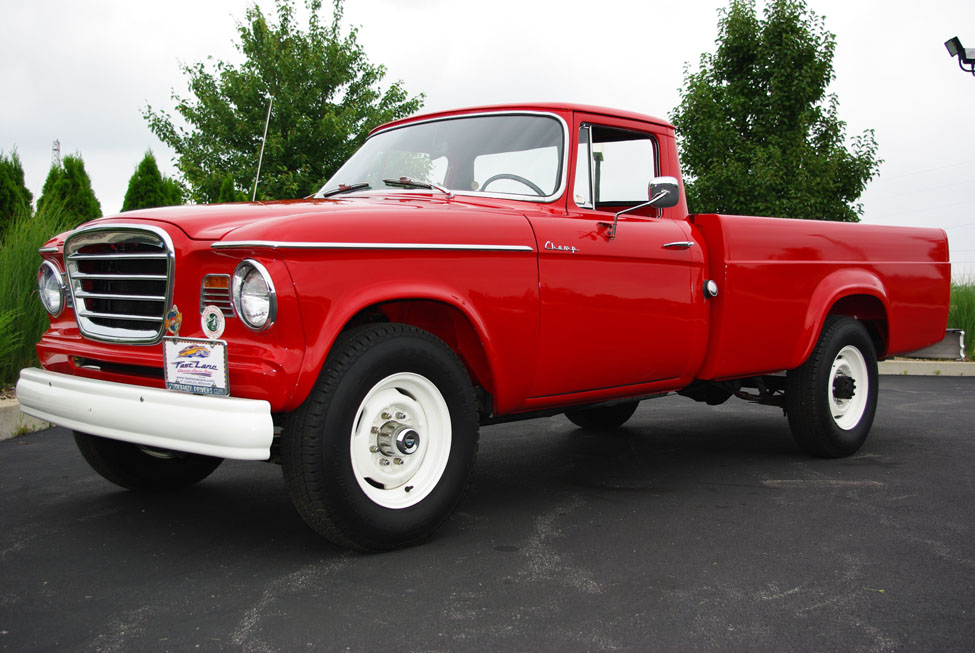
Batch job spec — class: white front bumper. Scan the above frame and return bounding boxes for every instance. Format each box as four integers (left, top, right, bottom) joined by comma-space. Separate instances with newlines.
16, 368, 274, 460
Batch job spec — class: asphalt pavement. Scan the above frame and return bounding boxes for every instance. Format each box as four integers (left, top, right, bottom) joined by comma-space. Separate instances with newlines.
1, 376, 973, 651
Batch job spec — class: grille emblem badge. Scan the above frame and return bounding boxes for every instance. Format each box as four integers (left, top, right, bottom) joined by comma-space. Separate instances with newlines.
165, 305, 182, 336
201, 305, 225, 340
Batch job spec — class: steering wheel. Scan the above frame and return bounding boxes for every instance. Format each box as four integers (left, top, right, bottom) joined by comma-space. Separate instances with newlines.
479, 173, 546, 197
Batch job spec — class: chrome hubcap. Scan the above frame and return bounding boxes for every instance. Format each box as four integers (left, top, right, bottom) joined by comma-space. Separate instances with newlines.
376, 419, 421, 456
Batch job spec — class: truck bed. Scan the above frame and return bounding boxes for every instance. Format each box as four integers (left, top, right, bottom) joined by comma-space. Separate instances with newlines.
691, 213, 951, 381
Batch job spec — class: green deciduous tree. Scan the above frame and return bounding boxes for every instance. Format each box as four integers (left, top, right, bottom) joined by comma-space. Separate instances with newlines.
121, 150, 185, 212
0, 150, 33, 239
145, 0, 423, 203
670, 0, 880, 222
37, 154, 101, 226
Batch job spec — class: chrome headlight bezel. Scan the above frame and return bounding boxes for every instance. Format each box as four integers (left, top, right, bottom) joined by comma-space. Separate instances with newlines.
38, 260, 66, 318
231, 259, 276, 332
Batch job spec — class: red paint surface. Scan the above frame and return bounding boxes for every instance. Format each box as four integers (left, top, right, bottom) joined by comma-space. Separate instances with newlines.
35, 104, 950, 416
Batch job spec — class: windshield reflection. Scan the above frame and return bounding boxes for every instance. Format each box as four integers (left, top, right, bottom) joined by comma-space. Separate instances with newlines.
317, 114, 566, 200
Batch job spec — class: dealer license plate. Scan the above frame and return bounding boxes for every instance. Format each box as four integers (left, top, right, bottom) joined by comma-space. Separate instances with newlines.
163, 337, 230, 396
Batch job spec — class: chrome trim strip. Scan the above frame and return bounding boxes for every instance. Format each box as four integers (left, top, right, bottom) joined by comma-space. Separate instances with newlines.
68, 252, 170, 261
38, 246, 59, 254
212, 241, 534, 252
77, 310, 164, 323
74, 291, 166, 302
71, 272, 168, 281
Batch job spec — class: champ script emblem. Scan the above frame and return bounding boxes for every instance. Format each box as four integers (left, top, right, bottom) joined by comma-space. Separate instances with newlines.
544, 240, 580, 254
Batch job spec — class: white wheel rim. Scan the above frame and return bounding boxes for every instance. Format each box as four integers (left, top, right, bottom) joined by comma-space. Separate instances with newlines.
349, 372, 451, 509
828, 345, 868, 430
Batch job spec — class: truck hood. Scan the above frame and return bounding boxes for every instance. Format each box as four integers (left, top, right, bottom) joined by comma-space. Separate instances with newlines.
86, 195, 547, 249
90, 199, 366, 241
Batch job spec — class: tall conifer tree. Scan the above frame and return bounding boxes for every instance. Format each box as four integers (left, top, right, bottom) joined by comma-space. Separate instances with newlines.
37, 154, 101, 226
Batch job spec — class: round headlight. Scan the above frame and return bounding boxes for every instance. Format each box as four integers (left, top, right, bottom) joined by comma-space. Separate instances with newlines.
38, 260, 65, 317
232, 259, 276, 331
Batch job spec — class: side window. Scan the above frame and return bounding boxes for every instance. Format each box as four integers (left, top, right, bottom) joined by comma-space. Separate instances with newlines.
590, 126, 657, 206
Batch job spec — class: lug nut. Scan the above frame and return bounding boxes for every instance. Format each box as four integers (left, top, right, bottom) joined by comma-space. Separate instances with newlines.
369, 445, 379, 453
395, 411, 407, 420
381, 412, 391, 420
379, 458, 391, 466
394, 458, 404, 465
370, 426, 379, 434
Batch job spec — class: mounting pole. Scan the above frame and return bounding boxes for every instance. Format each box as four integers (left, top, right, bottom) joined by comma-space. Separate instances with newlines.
252, 96, 273, 201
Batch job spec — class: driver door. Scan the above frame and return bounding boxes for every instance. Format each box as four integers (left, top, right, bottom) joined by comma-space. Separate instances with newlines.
528, 118, 699, 398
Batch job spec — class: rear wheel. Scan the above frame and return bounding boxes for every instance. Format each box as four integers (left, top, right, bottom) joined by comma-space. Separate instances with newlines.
283, 324, 478, 551
565, 401, 639, 429
786, 317, 879, 457
73, 432, 222, 491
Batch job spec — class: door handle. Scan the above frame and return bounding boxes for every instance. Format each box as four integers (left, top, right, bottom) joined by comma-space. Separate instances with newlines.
663, 241, 695, 249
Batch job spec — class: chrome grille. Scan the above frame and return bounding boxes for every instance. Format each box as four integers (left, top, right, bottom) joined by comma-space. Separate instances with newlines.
64, 225, 174, 344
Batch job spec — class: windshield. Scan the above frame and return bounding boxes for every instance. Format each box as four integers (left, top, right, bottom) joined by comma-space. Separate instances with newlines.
317, 113, 566, 200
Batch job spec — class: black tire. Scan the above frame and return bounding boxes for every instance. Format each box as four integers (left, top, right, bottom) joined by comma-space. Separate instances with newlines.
73, 432, 223, 491
786, 316, 879, 458
282, 323, 479, 551
564, 401, 639, 429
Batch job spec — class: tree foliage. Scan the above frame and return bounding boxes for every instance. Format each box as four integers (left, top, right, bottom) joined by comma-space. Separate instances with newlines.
37, 154, 101, 226
670, 0, 880, 222
217, 172, 249, 203
145, 0, 423, 203
121, 151, 185, 212
0, 150, 33, 239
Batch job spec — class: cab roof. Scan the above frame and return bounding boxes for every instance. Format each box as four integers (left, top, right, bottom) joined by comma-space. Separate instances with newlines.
371, 102, 675, 135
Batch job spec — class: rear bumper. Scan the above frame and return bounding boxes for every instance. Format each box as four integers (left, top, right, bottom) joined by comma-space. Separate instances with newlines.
16, 367, 273, 460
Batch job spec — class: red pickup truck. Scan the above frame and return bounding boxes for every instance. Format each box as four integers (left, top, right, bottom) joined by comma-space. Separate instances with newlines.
17, 103, 951, 550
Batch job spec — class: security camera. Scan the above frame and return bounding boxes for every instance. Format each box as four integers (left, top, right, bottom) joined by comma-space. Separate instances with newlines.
946, 36, 975, 76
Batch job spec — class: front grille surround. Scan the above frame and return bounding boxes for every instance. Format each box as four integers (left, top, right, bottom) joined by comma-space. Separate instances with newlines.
63, 224, 175, 344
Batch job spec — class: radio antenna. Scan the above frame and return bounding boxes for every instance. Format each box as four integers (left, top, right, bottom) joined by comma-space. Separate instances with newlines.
252, 96, 273, 201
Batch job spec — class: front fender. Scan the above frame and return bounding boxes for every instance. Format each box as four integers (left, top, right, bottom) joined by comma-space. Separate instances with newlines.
282, 251, 539, 414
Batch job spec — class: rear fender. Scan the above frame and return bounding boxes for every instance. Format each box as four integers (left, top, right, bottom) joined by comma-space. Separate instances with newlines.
794, 269, 889, 366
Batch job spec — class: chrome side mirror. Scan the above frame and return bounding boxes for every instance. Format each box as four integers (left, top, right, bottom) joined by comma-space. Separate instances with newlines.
606, 176, 681, 240
647, 176, 679, 208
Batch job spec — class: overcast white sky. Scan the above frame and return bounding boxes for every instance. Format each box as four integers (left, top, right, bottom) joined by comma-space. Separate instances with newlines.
2, 0, 973, 279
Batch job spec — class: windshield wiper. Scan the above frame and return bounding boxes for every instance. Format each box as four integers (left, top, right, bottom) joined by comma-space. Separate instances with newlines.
319, 182, 371, 198
383, 177, 453, 199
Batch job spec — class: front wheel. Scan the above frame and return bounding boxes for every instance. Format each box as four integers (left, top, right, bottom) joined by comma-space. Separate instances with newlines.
786, 317, 879, 458
282, 324, 479, 551
73, 432, 223, 491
